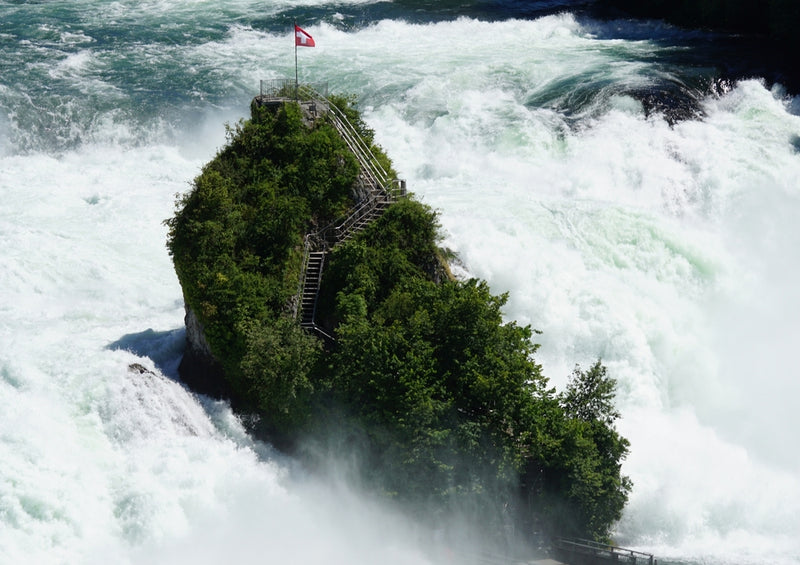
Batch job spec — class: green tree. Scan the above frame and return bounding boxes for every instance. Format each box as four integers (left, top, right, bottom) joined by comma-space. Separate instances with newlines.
168, 95, 632, 545
562, 361, 620, 426
166, 99, 360, 411
550, 362, 632, 540
323, 278, 548, 532
239, 317, 322, 443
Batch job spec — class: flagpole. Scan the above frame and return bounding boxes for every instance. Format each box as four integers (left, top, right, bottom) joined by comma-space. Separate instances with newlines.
294, 21, 299, 101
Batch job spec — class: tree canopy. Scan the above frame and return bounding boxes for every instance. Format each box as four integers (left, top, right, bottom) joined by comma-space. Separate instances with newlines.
167, 96, 631, 544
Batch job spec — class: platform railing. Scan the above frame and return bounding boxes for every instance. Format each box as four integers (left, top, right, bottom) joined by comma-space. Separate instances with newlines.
553, 537, 656, 565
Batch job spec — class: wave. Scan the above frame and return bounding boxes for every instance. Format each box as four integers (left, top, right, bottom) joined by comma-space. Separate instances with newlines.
2, 3, 800, 563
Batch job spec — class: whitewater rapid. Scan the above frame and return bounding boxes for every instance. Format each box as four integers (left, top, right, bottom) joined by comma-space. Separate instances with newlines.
2, 5, 800, 564
0, 140, 440, 565
360, 20, 800, 563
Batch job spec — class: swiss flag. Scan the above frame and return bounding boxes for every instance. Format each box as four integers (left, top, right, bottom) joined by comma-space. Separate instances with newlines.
295, 25, 315, 47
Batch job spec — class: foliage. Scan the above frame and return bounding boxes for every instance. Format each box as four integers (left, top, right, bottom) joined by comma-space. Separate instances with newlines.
536, 362, 632, 541
562, 361, 620, 426
166, 99, 359, 421
324, 275, 548, 501
167, 94, 631, 543
239, 317, 322, 441
314, 200, 631, 540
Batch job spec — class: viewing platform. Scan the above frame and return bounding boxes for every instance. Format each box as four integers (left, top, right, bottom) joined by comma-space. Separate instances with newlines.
253, 79, 329, 125
448, 537, 655, 565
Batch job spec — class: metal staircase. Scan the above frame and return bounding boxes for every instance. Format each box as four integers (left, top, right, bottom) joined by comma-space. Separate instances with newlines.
260, 82, 406, 339
299, 250, 325, 331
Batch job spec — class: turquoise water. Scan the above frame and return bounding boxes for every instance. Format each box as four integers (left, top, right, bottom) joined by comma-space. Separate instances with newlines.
2, 2, 800, 564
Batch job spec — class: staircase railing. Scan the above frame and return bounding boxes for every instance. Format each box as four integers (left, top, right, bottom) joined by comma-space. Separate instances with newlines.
297, 84, 405, 201
300, 251, 324, 327
326, 105, 388, 189
293, 235, 313, 319
263, 83, 408, 338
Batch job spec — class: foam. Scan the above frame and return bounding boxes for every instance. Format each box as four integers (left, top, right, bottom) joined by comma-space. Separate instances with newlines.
3, 6, 800, 564
360, 22, 800, 563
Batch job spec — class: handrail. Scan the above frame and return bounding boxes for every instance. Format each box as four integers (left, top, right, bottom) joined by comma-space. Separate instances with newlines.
314, 190, 394, 247
297, 84, 401, 200
553, 537, 656, 565
327, 103, 391, 187
335, 194, 389, 241
293, 83, 407, 251
294, 235, 313, 319
257, 80, 409, 338
325, 106, 382, 185
260, 79, 328, 100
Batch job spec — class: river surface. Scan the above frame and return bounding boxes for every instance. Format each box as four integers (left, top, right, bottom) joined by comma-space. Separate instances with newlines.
2, 1, 799, 564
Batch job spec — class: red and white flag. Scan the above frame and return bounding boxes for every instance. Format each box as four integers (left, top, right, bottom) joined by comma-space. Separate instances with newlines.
295, 25, 315, 47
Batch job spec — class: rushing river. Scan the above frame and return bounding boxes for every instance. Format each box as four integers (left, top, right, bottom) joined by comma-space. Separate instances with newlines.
2, 1, 799, 564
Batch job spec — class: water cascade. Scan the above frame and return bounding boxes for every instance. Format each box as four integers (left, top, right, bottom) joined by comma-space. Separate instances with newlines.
2, 3, 799, 564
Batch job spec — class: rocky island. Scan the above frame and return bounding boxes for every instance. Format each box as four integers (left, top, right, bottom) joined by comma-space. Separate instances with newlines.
166, 83, 632, 547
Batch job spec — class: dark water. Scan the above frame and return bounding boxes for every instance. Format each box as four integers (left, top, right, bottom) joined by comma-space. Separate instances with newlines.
2, 0, 794, 155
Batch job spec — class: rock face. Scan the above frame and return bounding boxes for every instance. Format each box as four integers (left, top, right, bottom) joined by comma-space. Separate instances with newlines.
178, 305, 231, 399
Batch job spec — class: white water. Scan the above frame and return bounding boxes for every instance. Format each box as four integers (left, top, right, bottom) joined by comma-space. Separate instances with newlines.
357, 19, 800, 564
0, 142, 437, 564
3, 10, 800, 565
